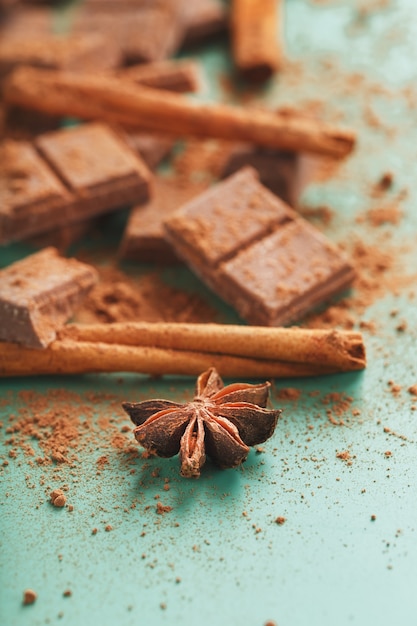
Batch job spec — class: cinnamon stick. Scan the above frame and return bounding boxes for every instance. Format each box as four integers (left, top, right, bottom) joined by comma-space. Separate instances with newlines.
59, 323, 366, 372
4, 67, 356, 158
0, 339, 346, 379
232, 0, 282, 81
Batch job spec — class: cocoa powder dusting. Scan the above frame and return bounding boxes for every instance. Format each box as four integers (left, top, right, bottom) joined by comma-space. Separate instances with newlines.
74, 266, 219, 324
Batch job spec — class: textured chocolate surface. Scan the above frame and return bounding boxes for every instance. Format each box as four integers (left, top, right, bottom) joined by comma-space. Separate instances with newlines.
117, 59, 200, 93
71, 3, 187, 64
0, 247, 98, 348
36, 123, 151, 218
182, 0, 228, 46
120, 177, 205, 263
164, 167, 355, 326
0, 33, 121, 82
0, 140, 72, 243
220, 145, 300, 206
123, 132, 174, 170
0, 123, 151, 244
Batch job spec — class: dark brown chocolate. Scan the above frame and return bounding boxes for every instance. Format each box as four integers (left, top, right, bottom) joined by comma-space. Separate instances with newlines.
0, 33, 122, 83
120, 177, 206, 263
71, 3, 187, 65
0, 247, 98, 348
164, 167, 355, 326
0, 122, 151, 244
220, 145, 300, 206
117, 59, 201, 93
181, 0, 228, 47
35, 122, 151, 219
123, 132, 174, 171
0, 139, 72, 244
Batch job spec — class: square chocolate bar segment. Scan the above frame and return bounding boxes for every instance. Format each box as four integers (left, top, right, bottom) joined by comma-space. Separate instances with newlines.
0, 139, 72, 244
0, 247, 98, 348
164, 166, 355, 326
35, 123, 151, 220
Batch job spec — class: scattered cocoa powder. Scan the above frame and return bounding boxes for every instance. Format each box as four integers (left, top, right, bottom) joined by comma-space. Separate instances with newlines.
408, 385, 417, 397
275, 387, 301, 401
275, 516, 286, 525
74, 266, 219, 325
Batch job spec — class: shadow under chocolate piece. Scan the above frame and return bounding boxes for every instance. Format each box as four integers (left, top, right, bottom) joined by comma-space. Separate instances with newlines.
164, 167, 355, 326
0, 247, 98, 348
120, 177, 206, 263
0, 122, 151, 244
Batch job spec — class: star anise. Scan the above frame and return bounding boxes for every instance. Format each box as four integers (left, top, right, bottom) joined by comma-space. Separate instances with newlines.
122, 367, 282, 478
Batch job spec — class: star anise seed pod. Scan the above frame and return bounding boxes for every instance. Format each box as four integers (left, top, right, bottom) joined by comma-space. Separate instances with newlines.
122, 367, 282, 478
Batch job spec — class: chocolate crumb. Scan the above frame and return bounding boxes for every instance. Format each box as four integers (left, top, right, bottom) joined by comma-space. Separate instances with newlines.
156, 502, 173, 515
371, 514, 377, 521
105, 524, 113, 532
275, 516, 286, 525
63, 589, 72, 598
50, 489, 66, 507
23, 589, 37, 605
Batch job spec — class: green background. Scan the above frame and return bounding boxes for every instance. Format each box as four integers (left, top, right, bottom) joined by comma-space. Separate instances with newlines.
1, 1, 417, 625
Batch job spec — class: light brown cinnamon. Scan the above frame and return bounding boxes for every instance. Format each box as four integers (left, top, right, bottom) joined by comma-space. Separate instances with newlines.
0, 323, 366, 378
232, 0, 282, 81
59, 323, 366, 371
4, 67, 356, 158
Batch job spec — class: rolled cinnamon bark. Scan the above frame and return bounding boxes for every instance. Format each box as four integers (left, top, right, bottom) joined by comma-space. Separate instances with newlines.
4, 67, 356, 157
0, 339, 346, 378
232, 0, 282, 81
59, 323, 366, 372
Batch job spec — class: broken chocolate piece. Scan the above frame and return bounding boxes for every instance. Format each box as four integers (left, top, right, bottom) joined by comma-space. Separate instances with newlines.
0, 33, 122, 84
116, 59, 201, 93
35, 122, 151, 221
120, 177, 206, 263
220, 145, 300, 205
181, 0, 228, 47
0, 123, 151, 244
123, 132, 174, 170
0, 247, 98, 348
164, 167, 355, 326
71, 3, 187, 65
0, 139, 72, 244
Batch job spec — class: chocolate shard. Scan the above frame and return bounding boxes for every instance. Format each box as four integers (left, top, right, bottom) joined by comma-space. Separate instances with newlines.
0, 247, 98, 349
71, 2, 188, 65
220, 144, 300, 206
164, 166, 355, 326
0, 139, 72, 244
119, 177, 206, 263
0, 123, 152, 244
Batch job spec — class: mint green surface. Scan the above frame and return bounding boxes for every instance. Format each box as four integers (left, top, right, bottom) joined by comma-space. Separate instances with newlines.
1, 2, 417, 625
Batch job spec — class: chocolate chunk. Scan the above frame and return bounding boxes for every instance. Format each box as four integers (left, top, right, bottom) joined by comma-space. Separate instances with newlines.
117, 59, 201, 93
0, 139, 72, 244
123, 132, 174, 171
0, 33, 122, 84
0, 123, 151, 244
120, 177, 206, 263
181, 0, 228, 47
0, 247, 98, 348
164, 167, 355, 326
71, 3, 188, 65
35, 122, 151, 218
220, 145, 300, 206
